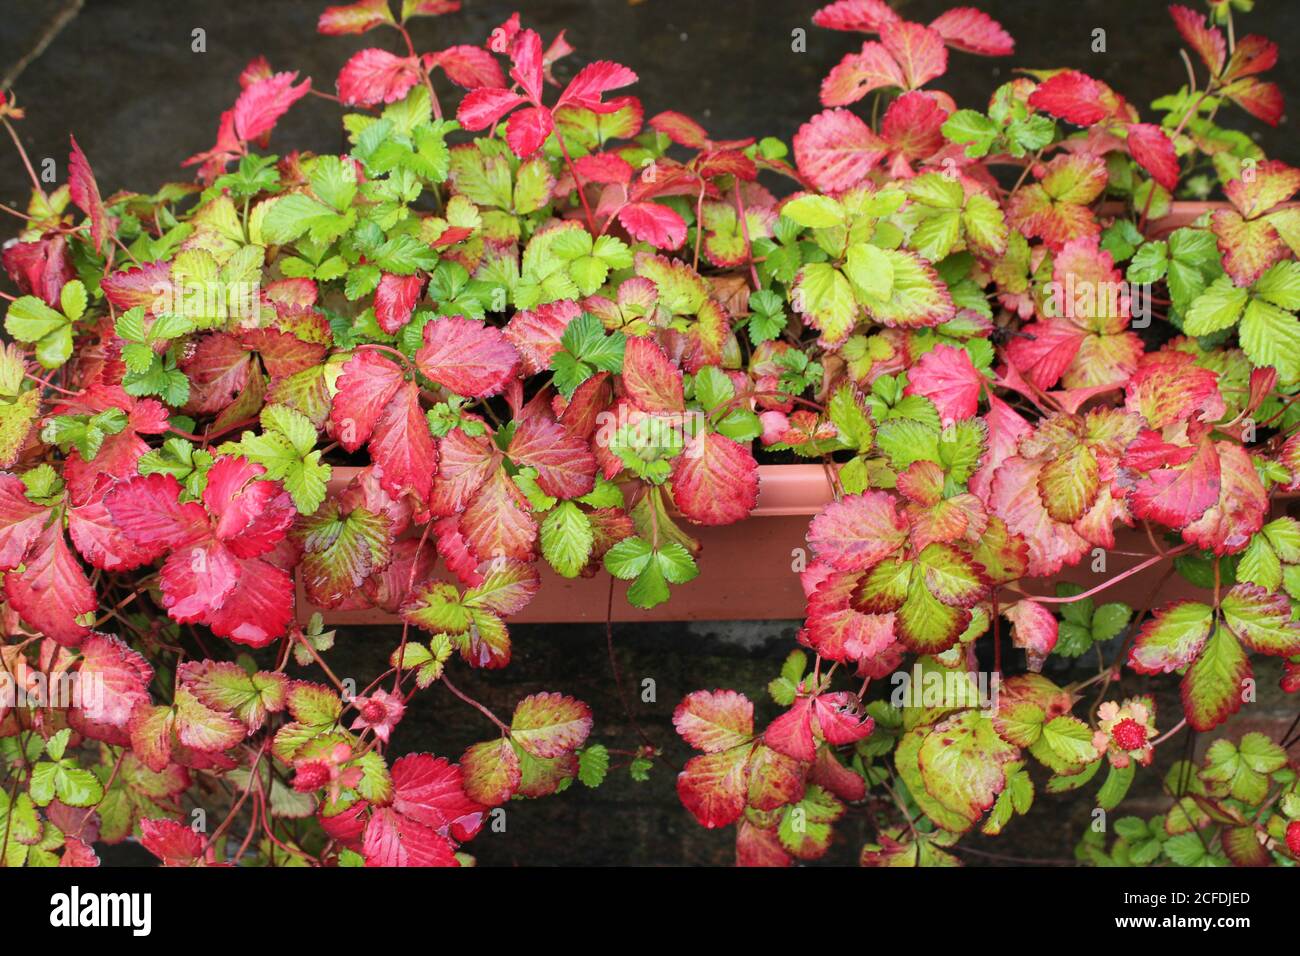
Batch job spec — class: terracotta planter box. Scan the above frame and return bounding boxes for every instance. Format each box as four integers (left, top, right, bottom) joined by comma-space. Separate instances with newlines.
297, 202, 1292, 626
299, 463, 1297, 625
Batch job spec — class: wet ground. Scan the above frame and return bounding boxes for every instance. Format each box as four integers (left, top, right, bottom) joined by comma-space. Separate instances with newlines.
1, 0, 1297, 205
2, 0, 1299, 865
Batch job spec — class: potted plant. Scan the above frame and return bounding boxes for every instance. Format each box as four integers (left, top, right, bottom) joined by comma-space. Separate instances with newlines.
0, 0, 1298, 869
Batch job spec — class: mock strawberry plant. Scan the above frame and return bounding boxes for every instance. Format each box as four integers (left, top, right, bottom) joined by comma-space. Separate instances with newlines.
0, 0, 1298, 868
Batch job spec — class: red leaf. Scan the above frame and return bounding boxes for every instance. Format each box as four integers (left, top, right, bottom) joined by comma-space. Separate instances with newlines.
1180, 442, 1266, 555
428, 426, 497, 516
574, 152, 633, 185
813, 692, 874, 744
1004, 599, 1059, 665
331, 350, 405, 452
456, 87, 527, 130
765, 698, 816, 761
1169, 4, 1225, 76
970, 394, 1032, 504
374, 273, 425, 334
812, 0, 901, 33
677, 747, 752, 828
736, 820, 792, 867
426, 45, 506, 90
233, 72, 311, 142
508, 28, 544, 102
434, 515, 484, 588
389, 753, 486, 843
1223, 77, 1284, 126
673, 689, 754, 753
70, 493, 162, 573
0, 472, 49, 570
415, 315, 520, 398
2, 235, 74, 308
1126, 123, 1179, 191
181, 333, 253, 415
158, 539, 240, 625
620, 336, 684, 413
139, 819, 208, 867
505, 299, 580, 376
804, 571, 897, 663
904, 344, 983, 426
109, 458, 297, 645
506, 414, 596, 499
1004, 319, 1085, 391
928, 7, 1014, 56
368, 381, 438, 505
1128, 435, 1222, 529
337, 49, 421, 107
807, 491, 908, 572
670, 432, 759, 526
880, 90, 949, 163
556, 61, 638, 112
794, 108, 886, 193
880, 21, 948, 89
1125, 349, 1224, 430
4, 521, 95, 646
617, 202, 687, 250
459, 469, 537, 563
103, 473, 209, 550
404, 0, 460, 16
68, 136, 108, 254
206, 558, 296, 648
1028, 70, 1110, 125
202, 457, 295, 556
100, 260, 173, 313
362, 807, 459, 867
820, 42, 905, 107
648, 111, 711, 149
504, 105, 555, 157
76, 633, 153, 732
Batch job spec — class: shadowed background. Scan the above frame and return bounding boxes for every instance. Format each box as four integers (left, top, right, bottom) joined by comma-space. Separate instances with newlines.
1, 0, 1298, 865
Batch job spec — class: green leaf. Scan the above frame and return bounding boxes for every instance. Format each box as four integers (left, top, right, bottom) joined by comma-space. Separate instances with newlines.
1239, 298, 1300, 382
844, 243, 894, 302
1096, 761, 1134, 810
781, 195, 844, 229
5, 296, 66, 343
551, 313, 626, 398
604, 537, 697, 609
262, 193, 340, 244
1126, 241, 1169, 283
310, 155, 359, 212
540, 501, 594, 578
1163, 832, 1211, 866
1091, 603, 1132, 642
5, 295, 73, 369
768, 650, 807, 706
577, 744, 610, 788
941, 109, 998, 158
223, 404, 329, 513
604, 536, 654, 579
60, 280, 88, 322
1183, 275, 1247, 336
